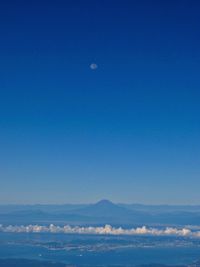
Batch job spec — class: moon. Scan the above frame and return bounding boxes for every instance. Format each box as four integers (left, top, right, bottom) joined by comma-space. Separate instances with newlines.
90, 63, 98, 70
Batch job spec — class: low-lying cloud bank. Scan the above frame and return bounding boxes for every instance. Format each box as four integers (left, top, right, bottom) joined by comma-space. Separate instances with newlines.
0, 224, 200, 237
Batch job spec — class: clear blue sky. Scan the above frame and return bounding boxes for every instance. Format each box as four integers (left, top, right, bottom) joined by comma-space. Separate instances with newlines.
0, 0, 200, 204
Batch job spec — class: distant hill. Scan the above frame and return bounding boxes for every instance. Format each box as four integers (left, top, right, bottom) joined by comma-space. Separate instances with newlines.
1, 200, 200, 226
72, 199, 134, 218
0, 259, 187, 267
1, 202, 200, 214
0, 200, 144, 225
120, 203, 200, 213
0, 259, 65, 267
0, 204, 87, 214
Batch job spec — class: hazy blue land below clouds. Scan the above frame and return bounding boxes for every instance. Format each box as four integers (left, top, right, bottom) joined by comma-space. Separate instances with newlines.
1, 200, 200, 266
0, 232, 200, 267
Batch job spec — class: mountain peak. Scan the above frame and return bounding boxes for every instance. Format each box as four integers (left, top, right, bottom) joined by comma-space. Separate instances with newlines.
95, 199, 114, 206
70, 199, 134, 220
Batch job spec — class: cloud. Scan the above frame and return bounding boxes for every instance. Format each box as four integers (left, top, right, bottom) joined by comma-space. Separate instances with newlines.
0, 224, 199, 237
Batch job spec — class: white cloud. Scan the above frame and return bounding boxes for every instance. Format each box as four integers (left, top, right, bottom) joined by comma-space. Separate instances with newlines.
0, 224, 199, 237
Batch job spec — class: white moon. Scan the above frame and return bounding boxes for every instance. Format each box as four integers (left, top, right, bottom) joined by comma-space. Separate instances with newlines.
90, 63, 98, 70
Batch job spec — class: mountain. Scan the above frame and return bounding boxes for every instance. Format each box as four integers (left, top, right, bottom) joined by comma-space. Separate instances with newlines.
120, 203, 200, 213
0, 259, 187, 267
0, 259, 65, 267
0, 204, 88, 214
1, 200, 200, 225
72, 199, 134, 218
0, 200, 144, 225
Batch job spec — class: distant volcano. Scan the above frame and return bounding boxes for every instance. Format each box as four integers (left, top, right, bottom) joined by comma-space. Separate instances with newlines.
73, 199, 134, 218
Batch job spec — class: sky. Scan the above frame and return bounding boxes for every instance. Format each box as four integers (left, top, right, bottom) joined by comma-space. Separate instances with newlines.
0, 0, 200, 205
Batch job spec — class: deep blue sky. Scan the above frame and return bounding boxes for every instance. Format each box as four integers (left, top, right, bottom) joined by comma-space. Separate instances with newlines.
0, 0, 200, 204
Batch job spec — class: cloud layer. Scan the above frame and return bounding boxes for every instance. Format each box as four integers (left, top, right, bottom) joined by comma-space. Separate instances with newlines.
0, 224, 200, 237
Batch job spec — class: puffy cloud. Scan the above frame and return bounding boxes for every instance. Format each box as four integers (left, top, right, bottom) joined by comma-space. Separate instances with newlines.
0, 224, 199, 237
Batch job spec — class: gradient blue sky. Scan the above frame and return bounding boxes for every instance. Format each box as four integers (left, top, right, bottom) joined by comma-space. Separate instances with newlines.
0, 0, 200, 204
